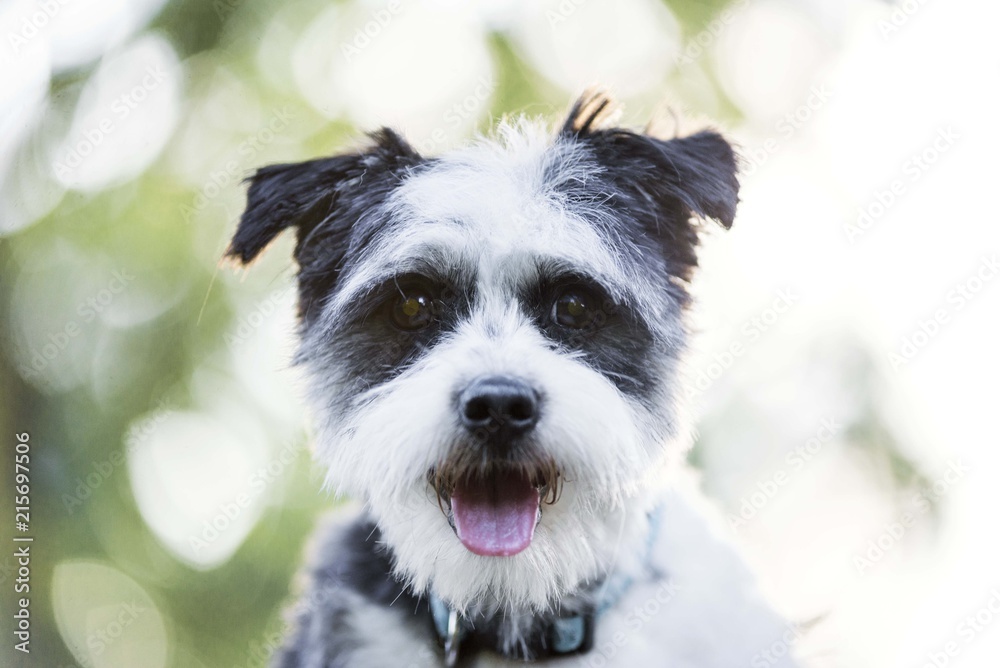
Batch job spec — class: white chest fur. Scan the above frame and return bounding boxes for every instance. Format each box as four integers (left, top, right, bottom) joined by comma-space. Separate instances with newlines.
344, 481, 799, 668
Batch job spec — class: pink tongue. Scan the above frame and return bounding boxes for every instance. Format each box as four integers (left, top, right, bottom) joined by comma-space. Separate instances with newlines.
451, 470, 540, 557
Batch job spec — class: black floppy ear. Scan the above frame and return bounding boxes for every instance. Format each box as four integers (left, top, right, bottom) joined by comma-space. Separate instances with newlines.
639, 129, 740, 229
226, 129, 422, 265
226, 157, 347, 265
560, 90, 740, 230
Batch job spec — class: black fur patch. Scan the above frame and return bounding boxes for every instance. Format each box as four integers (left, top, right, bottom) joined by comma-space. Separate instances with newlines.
228, 129, 426, 323
560, 94, 740, 286
317, 268, 475, 399
523, 267, 661, 398
322, 518, 417, 607
272, 517, 426, 668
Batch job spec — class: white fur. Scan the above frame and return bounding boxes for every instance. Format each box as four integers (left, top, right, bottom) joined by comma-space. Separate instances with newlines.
318, 304, 665, 613
334, 478, 799, 667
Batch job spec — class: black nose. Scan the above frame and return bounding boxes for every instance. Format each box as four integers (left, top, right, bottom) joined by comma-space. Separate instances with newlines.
459, 376, 540, 440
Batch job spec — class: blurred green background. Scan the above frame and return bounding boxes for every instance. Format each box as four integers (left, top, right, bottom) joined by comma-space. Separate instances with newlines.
3, 0, 998, 666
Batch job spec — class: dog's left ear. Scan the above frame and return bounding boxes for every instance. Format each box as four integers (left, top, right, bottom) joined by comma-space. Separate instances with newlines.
226, 129, 422, 266
226, 130, 423, 320
560, 90, 740, 231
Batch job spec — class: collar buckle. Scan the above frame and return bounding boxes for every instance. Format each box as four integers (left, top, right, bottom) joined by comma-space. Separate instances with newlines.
430, 594, 466, 666
443, 607, 461, 667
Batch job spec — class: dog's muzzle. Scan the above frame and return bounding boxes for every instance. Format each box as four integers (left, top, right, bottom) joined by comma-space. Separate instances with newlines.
428, 375, 560, 557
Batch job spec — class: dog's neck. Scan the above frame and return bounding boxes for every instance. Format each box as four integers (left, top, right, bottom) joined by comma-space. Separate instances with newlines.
426, 503, 663, 664
351, 486, 667, 662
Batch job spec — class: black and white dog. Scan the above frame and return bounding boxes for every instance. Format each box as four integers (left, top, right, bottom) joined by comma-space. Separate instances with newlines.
229, 90, 800, 667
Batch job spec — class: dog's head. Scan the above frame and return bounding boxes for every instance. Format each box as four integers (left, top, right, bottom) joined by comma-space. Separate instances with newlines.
229, 91, 739, 613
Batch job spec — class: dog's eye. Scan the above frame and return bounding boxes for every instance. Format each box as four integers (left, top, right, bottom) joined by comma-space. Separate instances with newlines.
391, 290, 435, 330
551, 287, 600, 329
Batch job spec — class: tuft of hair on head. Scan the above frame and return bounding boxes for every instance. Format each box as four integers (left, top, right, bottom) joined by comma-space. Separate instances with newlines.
557, 87, 740, 232
560, 86, 624, 136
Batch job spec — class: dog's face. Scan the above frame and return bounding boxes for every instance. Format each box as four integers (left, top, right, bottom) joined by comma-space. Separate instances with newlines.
229, 92, 739, 613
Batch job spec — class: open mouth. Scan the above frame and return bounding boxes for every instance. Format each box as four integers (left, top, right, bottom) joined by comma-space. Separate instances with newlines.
430, 463, 560, 557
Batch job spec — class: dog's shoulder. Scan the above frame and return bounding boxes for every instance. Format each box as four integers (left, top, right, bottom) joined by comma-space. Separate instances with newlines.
272, 505, 436, 668
310, 505, 415, 607
589, 478, 801, 667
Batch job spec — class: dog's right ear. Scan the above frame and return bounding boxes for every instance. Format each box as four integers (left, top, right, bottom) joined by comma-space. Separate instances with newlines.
226, 129, 422, 266
559, 89, 739, 284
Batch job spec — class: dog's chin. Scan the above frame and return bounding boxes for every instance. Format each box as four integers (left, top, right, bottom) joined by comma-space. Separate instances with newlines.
369, 465, 626, 614
428, 461, 561, 557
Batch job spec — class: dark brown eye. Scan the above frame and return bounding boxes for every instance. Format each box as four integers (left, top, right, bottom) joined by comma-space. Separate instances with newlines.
551, 287, 600, 329
391, 289, 435, 331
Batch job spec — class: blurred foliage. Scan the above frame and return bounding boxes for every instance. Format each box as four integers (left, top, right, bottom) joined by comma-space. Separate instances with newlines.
0, 1, 929, 667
